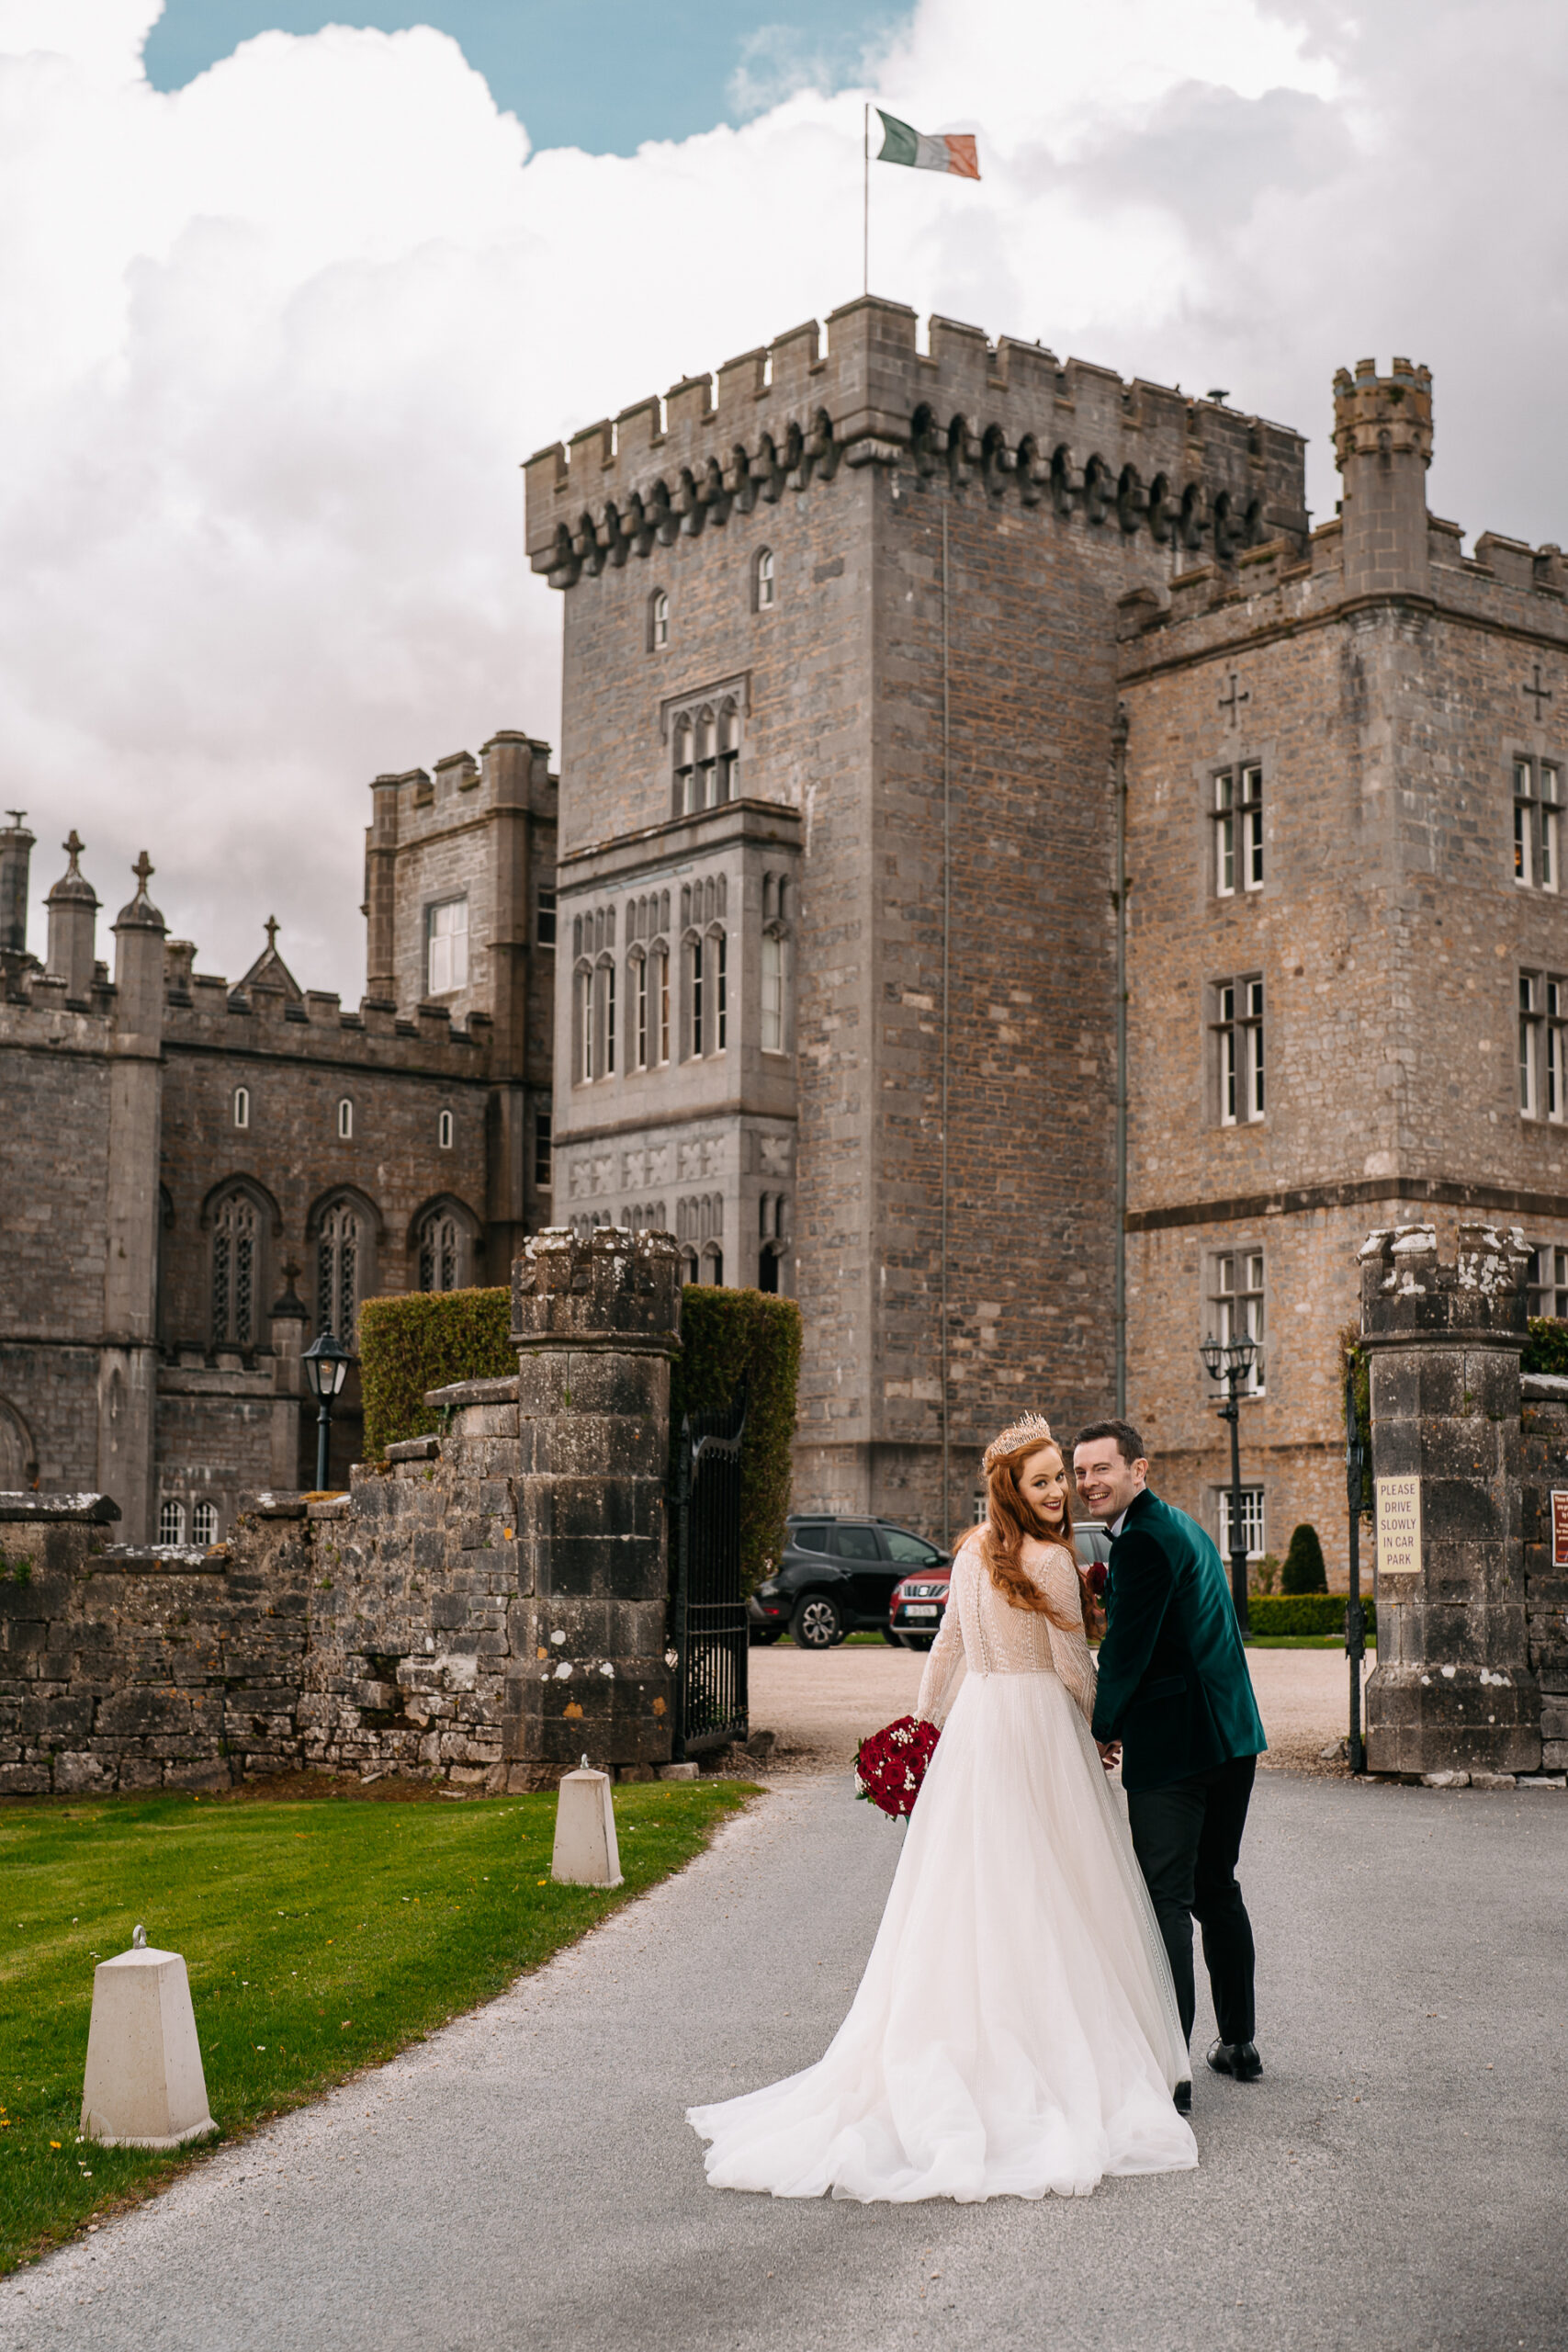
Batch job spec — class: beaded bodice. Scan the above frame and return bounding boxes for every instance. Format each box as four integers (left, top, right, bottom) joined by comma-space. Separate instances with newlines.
915, 1534, 1097, 1725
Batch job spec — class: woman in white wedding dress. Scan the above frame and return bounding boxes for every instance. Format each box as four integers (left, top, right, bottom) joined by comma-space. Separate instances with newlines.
689, 1414, 1198, 2202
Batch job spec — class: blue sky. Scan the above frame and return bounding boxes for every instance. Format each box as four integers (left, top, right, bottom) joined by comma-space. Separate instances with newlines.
142, 0, 908, 152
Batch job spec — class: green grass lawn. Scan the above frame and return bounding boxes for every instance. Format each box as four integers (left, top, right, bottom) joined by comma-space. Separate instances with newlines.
0, 1777, 750, 2275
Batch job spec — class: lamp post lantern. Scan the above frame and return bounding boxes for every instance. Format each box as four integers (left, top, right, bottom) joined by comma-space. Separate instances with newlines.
301, 1329, 353, 1493
1200, 1331, 1260, 1639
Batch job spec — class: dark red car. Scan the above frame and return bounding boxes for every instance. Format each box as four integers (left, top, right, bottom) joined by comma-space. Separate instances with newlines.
889, 1521, 1113, 1650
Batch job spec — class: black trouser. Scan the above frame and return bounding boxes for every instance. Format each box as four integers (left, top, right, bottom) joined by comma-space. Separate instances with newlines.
1126, 1753, 1257, 2053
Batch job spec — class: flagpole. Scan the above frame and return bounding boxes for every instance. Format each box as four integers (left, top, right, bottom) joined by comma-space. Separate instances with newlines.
863, 102, 869, 296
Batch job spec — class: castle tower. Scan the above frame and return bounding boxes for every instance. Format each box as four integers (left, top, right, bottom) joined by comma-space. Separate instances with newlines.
528, 298, 1308, 1528
0, 808, 33, 972
100, 853, 166, 1541
1333, 356, 1433, 600
45, 830, 99, 1002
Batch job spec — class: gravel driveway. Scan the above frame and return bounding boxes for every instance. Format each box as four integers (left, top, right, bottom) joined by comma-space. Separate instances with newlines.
748, 1642, 1367, 1775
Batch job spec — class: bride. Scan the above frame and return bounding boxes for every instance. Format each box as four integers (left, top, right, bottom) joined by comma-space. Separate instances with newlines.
689, 1414, 1198, 2201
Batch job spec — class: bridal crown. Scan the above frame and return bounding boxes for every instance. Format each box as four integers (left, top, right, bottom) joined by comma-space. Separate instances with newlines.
982, 1413, 1055, 1472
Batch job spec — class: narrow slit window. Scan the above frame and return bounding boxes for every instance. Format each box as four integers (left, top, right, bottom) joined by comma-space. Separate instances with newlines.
232, 1085, 249, 1130
337, 1097, 354, 1140
756, 548, 775, 610
715, 932, 728, 1050
437, 1109, 454, 1149
536, 887, 557, 946
761, 932, 784, 1052
690, 937, 705, 1057
534, 1107, 552, 1189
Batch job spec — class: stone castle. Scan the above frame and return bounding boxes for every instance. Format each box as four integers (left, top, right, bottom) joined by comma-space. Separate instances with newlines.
0, 735, 557, 1541
525, 299, 1568, 1561
6, 291, 1568, 1577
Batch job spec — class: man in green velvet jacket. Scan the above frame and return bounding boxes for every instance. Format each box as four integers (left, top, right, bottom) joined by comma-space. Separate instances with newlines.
1075, 1419, 1268, 2101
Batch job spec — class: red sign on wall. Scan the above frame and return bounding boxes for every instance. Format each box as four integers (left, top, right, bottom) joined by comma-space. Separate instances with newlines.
1552, 1492, 1568, 1570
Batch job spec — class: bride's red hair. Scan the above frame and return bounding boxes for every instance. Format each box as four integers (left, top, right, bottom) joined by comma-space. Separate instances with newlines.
954, 1440, 1100, 1637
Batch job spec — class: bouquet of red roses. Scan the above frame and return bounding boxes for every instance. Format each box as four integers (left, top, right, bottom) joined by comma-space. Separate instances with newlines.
855, 1714, 941, 1818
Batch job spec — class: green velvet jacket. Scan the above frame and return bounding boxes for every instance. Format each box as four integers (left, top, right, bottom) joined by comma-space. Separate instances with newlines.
1089, 1487, 1267, 1795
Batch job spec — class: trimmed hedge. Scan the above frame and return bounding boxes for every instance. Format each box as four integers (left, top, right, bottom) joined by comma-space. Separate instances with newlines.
1246, 1593, 1377, 1639
1524, 1316, 1568, 1377
359, 1286, 513, 1458
671, 1286, 803, 1596
357, 1279, 803, 1598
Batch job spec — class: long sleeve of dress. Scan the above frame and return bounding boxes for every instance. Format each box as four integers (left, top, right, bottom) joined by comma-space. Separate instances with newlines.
1027, 1540, 1098, 1724
915, 1546, 973, 1724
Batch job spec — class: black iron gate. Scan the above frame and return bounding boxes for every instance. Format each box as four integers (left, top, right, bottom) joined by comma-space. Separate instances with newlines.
671, 1385, 748, 1760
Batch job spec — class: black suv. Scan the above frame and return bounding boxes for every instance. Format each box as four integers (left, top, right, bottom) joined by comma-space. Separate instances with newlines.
749, 1515, 951, 1648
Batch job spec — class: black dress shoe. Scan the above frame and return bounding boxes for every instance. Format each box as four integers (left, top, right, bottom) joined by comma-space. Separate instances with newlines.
1173, 2079, 1192, 2115
1207, 2039, 1263, 2082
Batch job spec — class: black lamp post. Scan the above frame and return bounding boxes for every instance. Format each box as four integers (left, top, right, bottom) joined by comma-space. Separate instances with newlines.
1200, 1331, 1260, 1639
302, 1329, 352, 1493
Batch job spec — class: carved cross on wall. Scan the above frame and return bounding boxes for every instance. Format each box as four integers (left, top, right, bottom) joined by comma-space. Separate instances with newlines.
1218, 672, 1250, 729
131, 849, 154, 894
1523, 662, 1553, 720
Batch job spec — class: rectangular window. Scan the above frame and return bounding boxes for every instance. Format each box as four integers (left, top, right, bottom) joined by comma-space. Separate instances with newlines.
534, 1107, 552, 1189
1213, 976, 1265, 1124
658, 946, 671, 1064
716, 933, 728, 1050
635, 955, 649, 1069
1213, 763, 1262, 897
536, 887, 557, 946
426, 897, 468, 995
1520, 969, 1568, 1119
1208, 1250, 1266, 1393
761, 933, 784, 1053
1529, 1244, 1568, 1317
1217, 1486, 1266, 1560
690, 937, 705, 1057
602, 962, 615, 1076
578, 966, 594, 1082
1515, 758, 1562, 890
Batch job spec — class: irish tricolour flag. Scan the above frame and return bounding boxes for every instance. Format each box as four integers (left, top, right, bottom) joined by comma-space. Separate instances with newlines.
874, 110, 980, 180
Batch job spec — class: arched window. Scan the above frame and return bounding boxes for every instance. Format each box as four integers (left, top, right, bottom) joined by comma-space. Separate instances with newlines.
755, 548, 775, 610
695, 708, 717, 808
417, 1205, 468, 1293
673, 717, 694, 816
630, 948, 648, 1070
232, 1085, 250, 1130
575, 962, 594, 1081
688, 934, 705, 1057
680, 1245, 700, 1283
317, 1200, 362, 1341
759, 1192, 789, 1294
193, 1499, 219, 1546
650, 588, 669, 650
211, 1190, 261, 1348
159, 1498, 186, 1544
761, 931, 784, 1053
597, 956, 616, 1075
655, 943, 671, 1063
717, 702, 739, 800
701, 1242, 725, 1285
0, 1396, 36, 1488
712, 928, 728, 1051
438, 1108, 454, 1149
337, 1097, 354, 1140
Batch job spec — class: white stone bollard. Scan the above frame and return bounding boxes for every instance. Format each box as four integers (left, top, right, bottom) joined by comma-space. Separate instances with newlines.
81, 1925, 217, 2148
551, 1757, 623, 1888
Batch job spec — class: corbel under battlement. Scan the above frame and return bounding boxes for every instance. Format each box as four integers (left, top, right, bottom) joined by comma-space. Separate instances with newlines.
524, 297, 1310, 591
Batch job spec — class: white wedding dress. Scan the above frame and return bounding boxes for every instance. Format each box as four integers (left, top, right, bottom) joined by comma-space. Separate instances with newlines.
689, 1533, 1198, 2200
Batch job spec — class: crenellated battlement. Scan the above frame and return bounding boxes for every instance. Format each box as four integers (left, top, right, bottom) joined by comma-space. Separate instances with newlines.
525, 295, 1310, 589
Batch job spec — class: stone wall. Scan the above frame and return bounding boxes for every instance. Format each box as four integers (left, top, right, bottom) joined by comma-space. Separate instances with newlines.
0, 1493, 310, 1796
1519, 1380, 1568, 1770
1, 1231, 682, 1797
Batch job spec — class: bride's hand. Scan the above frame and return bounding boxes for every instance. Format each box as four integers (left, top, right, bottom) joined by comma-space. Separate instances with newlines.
1096, 1740, 1121, 1773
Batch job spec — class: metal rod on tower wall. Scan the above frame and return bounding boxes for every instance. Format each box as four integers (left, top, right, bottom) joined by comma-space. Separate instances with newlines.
940, 500, 952, 1547
1113, 703, 1128, 1417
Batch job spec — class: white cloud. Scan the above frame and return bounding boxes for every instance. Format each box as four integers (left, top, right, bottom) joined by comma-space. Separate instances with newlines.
2, 0, 1564, 997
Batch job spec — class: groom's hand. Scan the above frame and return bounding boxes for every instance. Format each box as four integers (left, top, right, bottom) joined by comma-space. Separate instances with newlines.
1096, 1740, 1121, 1774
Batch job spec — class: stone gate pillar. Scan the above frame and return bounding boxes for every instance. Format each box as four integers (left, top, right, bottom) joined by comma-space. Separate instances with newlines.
505, 1227, 681, 1780
1359, 1221, 1541, 1777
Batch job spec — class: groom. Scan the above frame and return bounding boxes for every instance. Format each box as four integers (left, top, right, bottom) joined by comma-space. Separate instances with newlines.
1073, 1419, 1267, 2109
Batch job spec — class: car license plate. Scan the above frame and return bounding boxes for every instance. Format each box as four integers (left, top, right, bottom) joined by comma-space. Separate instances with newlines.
904, 1604, 939, 1619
